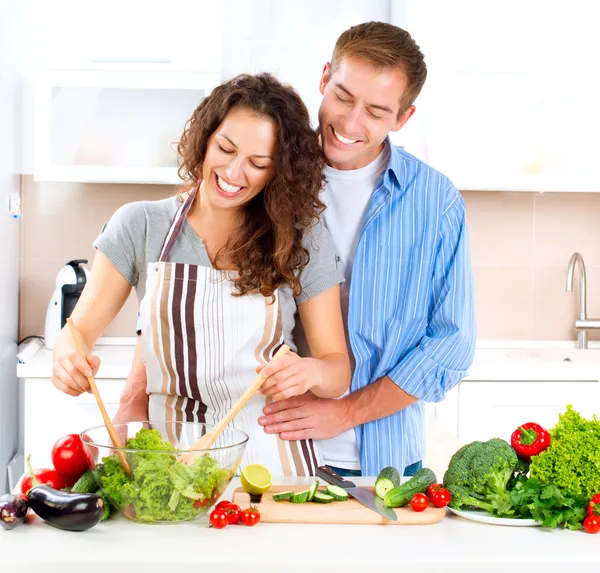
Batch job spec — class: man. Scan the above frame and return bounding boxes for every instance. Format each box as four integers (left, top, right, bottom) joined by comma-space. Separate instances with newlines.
257, 21, 476, 477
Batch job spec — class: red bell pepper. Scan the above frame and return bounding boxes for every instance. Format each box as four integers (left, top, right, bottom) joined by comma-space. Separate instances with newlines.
511, 422, 551, 462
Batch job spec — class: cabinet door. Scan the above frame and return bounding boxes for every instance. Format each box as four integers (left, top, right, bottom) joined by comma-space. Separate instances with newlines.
35, 0, 221, 74
458, 380, 600, 444
23, 378, 126, 469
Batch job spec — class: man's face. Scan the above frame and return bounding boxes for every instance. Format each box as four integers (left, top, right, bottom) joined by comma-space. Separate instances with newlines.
318, 56, 415, 170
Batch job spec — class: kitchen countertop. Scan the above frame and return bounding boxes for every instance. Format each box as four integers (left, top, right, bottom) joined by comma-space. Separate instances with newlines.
1, 477, 598, 573
17, 338, 600, 381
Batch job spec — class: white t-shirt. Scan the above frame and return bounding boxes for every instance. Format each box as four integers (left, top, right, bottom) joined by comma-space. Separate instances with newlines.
316, 143, 390, 471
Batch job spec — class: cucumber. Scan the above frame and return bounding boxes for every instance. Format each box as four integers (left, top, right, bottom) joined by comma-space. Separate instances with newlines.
325, 485, 348, 501
312, 492, 334, 504
307, 480, 320, 502
71, 470, 99, 494
290, 489, 311, 503
383, 468, 437, 508
374, 466, 401, 500
272, 491, 294, 502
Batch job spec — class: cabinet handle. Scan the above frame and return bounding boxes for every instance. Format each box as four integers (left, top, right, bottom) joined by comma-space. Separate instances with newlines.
88, 58, 173, 64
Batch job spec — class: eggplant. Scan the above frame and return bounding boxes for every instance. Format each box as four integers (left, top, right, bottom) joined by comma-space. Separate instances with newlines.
27, 485, 104, 532
0, 494, 28, 530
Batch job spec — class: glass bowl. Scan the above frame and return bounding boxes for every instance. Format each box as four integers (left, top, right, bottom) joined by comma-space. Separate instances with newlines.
80, 421, 248, 524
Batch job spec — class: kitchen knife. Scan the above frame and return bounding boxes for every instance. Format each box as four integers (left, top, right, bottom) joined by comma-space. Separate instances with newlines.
316, 466, 398, 522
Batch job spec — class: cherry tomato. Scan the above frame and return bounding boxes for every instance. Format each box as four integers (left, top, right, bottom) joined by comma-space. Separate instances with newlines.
215, 500, 231, 510
410, 493, 429, 512
587, 493, 600, 517
426, 483, 444, 499
193, 498, 208, 508
223, 503, 241, 525
241, 506, 261, 526
20, 468, 66, 496
583, 515, 600, 534
430, 488, 451, 508
209, 509, 228, 529
51, 434, 94, 481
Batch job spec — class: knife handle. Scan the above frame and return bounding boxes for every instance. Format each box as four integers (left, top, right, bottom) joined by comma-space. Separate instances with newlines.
316, 466, 356, 489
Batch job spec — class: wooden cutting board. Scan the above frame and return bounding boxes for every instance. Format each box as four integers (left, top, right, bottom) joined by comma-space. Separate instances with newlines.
231, 485, 446, 525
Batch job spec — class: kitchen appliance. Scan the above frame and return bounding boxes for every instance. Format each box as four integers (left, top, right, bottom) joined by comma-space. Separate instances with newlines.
44, 260, 89, 350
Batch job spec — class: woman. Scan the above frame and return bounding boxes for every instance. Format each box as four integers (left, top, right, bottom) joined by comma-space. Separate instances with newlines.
51, 74, 350, 476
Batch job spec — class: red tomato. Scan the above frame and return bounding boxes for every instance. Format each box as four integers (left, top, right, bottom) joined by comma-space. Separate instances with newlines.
430, 488, 451, 508
241, 507, 261, 526
193, 498, 208, 508
587, 493, 600, 517
583, 515, 600, 534
410, 493, 429, 512
51, 434, 94, 480
426, 483, 444, 499
223, 503, 241, 525
209, 509, 228, 529
20, 468, 66, 496
215, 500, 231, 510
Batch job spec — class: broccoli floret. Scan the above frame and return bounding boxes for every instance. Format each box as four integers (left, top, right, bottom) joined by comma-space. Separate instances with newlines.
443, 438, 520, 515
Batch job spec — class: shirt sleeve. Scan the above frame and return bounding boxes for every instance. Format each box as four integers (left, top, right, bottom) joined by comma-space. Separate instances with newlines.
93, 201, 148, 287
387, 189, 477, 402
295, 219, 345, 304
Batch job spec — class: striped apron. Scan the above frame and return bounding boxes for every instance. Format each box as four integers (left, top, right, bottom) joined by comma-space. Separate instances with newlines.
138, 188, 321, 476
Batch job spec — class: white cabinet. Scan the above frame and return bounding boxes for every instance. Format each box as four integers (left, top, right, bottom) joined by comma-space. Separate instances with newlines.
32, 0, 222, 184
34, 0, 221, 74
396, 0, 600, 192
33, 70, 219, 184
458, 380, 600, 444
21, 377, 126, 469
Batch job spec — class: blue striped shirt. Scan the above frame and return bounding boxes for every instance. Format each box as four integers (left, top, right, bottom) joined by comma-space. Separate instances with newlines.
349, 141, 476, 476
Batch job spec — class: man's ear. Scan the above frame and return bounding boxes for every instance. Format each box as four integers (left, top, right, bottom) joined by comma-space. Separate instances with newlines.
319, 63, 331, 96
391, 105, 416, 132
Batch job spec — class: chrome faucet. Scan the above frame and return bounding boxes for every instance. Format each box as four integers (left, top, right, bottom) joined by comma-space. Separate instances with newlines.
566, 252, 600, 349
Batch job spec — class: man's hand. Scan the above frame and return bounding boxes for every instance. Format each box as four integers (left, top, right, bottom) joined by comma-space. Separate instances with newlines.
258, 392, 351, 441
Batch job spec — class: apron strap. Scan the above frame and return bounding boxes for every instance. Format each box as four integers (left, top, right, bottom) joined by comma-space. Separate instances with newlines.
159, 186, 199, 262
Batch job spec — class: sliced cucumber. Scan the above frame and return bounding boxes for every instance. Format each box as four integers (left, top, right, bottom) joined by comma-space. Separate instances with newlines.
325, 484, 349, 501
374, 466, 401, 500
272, 491, 294, 502
290, 489, 311, 503
307, 480, 320, 502
312, 492, 335, 504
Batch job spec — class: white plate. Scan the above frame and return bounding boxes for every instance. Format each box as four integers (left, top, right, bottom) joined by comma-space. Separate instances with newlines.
447, 507, 541, 527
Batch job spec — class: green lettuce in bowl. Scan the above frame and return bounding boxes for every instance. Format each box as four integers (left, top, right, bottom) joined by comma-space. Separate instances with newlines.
81, 422, 248, 524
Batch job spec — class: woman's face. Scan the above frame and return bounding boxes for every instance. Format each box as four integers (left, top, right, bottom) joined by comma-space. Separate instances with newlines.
201, 106, 277, 211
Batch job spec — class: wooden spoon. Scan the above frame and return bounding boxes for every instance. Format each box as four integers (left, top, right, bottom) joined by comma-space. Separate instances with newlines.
179, 344, 291, 465
66, 318, 131, 476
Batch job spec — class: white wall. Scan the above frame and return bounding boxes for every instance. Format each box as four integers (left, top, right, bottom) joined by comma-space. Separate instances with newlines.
221, 0, 391, 128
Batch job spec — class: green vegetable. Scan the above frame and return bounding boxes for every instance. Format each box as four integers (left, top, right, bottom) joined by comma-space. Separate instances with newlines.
99, 428, 231, 523
71, 470, 99, 494
383, 468, 437, 508
509, 477, 587, 530
530, 405, 600, 501
312, 492, 334, 503
272, 491, 294, 501
290, 490, 311, 503
307, 481, 320, 502
443, 438, 520, 515
325, 485, 348, 501
374, 466, 401, 500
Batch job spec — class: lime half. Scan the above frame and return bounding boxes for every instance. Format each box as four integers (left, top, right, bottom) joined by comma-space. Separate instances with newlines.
241, 464, 272, 495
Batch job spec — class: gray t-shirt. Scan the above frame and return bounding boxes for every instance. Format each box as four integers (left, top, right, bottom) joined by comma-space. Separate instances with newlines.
93, 196, 344, 351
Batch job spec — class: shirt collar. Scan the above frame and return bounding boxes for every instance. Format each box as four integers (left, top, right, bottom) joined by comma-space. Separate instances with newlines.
382, 137, 406, 196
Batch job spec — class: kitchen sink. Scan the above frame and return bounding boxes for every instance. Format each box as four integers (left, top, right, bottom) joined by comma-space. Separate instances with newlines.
506, 348, 600, 365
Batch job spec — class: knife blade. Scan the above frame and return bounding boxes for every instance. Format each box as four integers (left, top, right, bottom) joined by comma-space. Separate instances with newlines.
316, 466, 398, 522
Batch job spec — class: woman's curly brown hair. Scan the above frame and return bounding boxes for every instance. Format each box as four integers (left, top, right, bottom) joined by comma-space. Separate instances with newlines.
176, 73, 326, 300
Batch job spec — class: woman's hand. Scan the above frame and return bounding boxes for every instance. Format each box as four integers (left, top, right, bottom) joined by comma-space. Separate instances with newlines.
51, 330, 100, 396
258, 352, 324, 401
